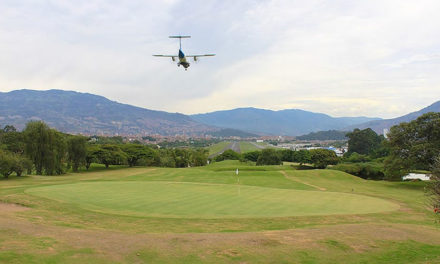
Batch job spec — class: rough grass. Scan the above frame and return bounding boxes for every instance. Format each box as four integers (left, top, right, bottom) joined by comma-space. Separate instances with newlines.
1, 161, 439, 263
238, 141, 261, 153
208, 141, 231, 155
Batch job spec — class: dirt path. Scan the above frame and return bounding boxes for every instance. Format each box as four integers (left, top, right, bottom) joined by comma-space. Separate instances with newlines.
280, 171, 327, 191
0, 202, 29, 214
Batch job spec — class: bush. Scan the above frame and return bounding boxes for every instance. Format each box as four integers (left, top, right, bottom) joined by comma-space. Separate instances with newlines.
0, 150, 14, 178
279, 149, 294, 162
310, 149, 339, 169
0, 150, 32, 178
256, 149, 282, 165
215, 149, 241, 162
343, 152, 371, 163
331, 162, 385, 180
243, 151, 261, 162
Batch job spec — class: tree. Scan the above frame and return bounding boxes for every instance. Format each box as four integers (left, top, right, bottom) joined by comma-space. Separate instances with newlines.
0, 130, 25, 154
346, 128, 383, 155
159, 150, 176, 167
292, 150, 312, 165
11, 154, 32, 177
215, 149, 241, 162
94, 145, 127, 168
24, 121, 50, 174
385, 112, 440, 180
121, 144, 156, 167
243, 151, 261, 162
256, 149, 282, 165
0, 150, 14, 178
279, 149, 294, 162
310, 149, 339, 169
142, 148, 161, 166
67, 136, 87, 172
0, 149, 31, 178
190, 149, 208, 167
2, 125, 17, 133
85, 144, 101, 170
343, 152, 371, 163
172, 148, 191, 168
23, 121, 67, 175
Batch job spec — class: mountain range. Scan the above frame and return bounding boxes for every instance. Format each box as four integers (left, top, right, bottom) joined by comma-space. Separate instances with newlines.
0, 89, 437, 137
344, 100, 440, 134
191, 108, 380, 136
0, 90, 216, 136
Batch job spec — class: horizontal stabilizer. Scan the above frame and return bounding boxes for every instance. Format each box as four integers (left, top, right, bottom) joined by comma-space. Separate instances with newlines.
169, 35, 191, 39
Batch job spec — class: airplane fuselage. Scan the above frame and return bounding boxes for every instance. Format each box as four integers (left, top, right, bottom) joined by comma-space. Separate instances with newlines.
177, 49, 190, 70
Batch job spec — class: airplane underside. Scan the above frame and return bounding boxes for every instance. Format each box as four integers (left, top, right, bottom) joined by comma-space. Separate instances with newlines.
177, 60, 190, 70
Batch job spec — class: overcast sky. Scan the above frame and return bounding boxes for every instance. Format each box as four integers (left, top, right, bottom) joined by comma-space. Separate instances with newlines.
1, 0, 439, 118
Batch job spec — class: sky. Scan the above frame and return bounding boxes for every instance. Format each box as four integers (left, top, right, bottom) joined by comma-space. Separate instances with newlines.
1, 0, 440, 118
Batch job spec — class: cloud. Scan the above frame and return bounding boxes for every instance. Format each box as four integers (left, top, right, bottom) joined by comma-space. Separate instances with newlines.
0, 0, 439, 118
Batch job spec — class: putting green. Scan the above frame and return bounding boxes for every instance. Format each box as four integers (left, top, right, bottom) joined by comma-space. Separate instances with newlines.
26, 181, 399, 218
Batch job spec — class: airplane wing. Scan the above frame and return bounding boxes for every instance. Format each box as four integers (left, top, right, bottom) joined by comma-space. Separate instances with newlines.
186, 54, 216, 57
186, 54, 215, 61
153, 55, 177, 57
153, 55, 178, 61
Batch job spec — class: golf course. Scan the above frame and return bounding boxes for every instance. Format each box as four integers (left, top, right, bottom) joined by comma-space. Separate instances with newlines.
1, 161, 440, 263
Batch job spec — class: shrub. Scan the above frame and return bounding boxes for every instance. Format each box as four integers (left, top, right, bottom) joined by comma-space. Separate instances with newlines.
331, 162, 385, 180
215, 150, 241, 162
256, 149, 282, 165
310, 149, 339, 169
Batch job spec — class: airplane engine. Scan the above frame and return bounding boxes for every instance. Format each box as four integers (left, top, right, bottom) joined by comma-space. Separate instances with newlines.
172, 57, 176, 62
194, 57, 198, 62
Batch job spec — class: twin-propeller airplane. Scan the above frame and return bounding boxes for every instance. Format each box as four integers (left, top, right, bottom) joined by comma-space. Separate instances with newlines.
153, 36, 215, 71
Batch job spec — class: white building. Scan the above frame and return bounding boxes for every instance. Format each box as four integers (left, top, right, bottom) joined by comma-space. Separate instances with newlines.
402, 173, 431, 181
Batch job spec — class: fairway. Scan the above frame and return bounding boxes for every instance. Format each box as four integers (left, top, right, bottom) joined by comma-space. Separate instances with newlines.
26, 181, 399, 218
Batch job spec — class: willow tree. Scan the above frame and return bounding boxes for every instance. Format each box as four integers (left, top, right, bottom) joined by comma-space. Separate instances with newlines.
67, 135, 87, 172
23, 121, 66, 175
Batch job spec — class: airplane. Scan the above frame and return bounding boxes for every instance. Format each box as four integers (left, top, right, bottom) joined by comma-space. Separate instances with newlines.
153, 36, 215, 71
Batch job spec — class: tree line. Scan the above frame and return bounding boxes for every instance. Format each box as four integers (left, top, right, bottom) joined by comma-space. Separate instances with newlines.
214, 148, 339, 169
0, 121, 208, 178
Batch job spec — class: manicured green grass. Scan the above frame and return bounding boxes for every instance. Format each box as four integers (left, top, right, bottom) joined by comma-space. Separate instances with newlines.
26, 181, 398, 218
208, 141, 231, 155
